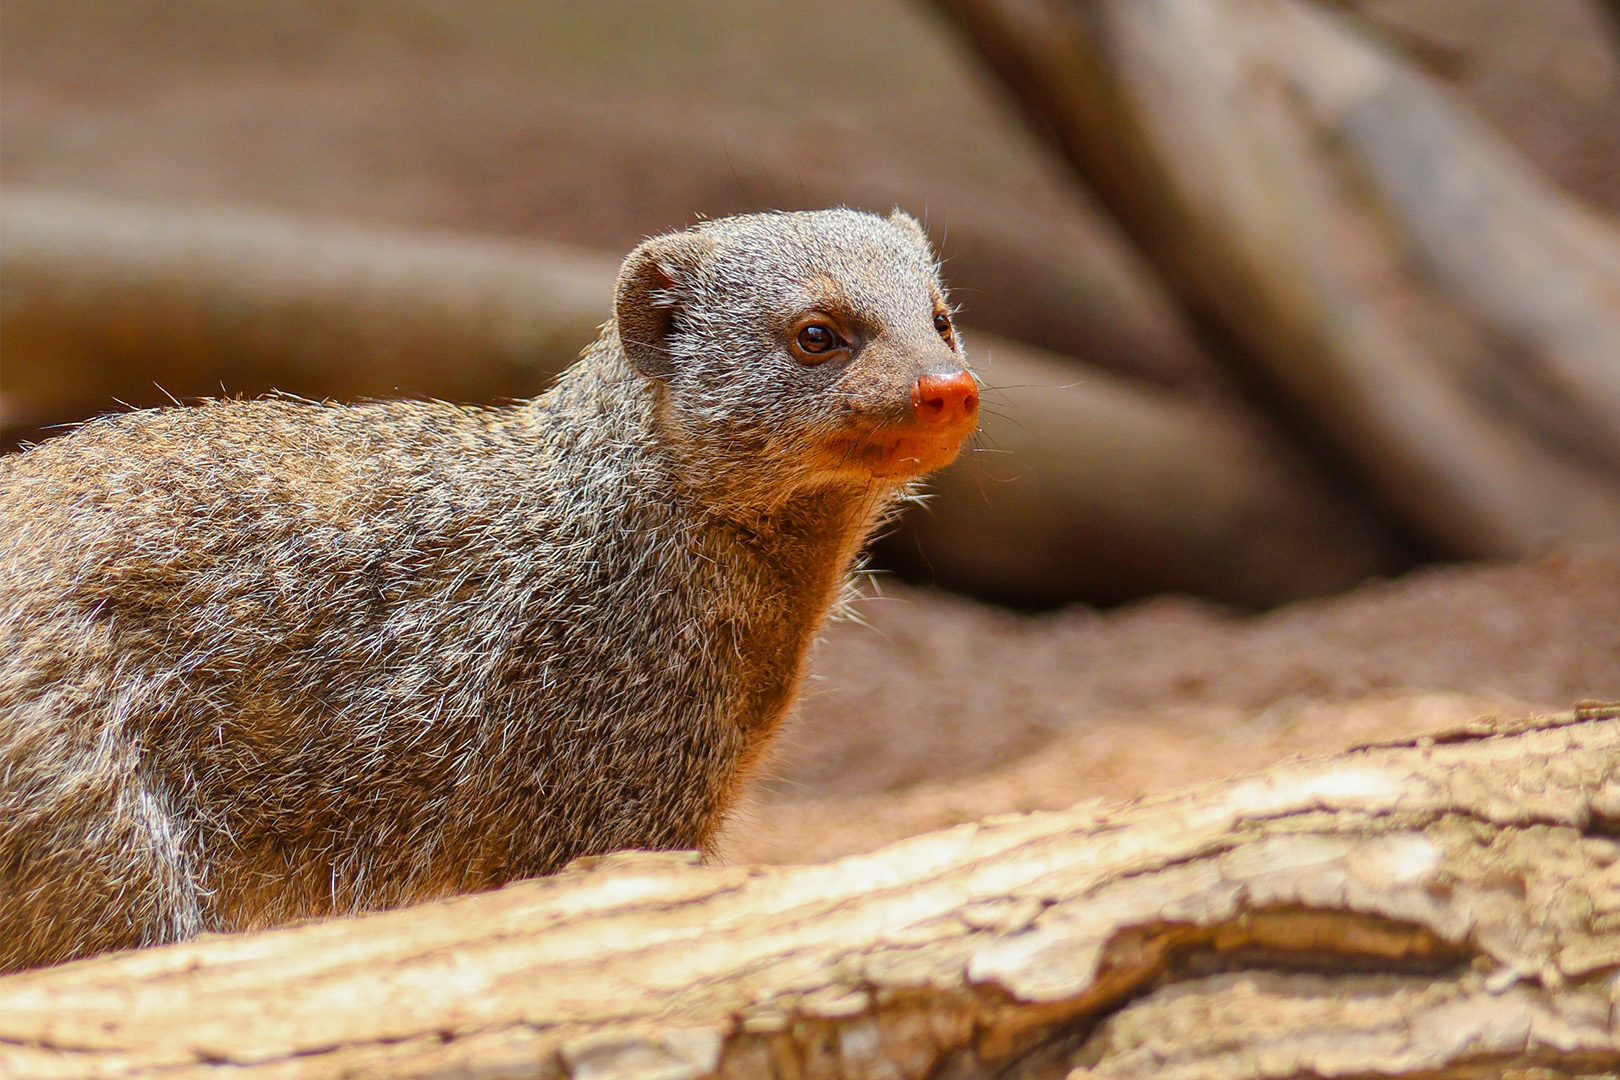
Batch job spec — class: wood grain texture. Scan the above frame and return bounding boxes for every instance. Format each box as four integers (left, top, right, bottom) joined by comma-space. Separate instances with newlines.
3, 706, 1617, 1079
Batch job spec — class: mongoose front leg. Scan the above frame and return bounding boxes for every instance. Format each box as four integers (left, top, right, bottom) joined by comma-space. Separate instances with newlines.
1, 728, 204, 969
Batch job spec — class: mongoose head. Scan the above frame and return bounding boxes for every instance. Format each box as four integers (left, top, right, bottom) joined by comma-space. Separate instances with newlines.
614, 208, 978, 501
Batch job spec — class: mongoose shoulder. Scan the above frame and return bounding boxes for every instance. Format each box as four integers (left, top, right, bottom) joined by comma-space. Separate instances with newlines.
0, 208, 979, 971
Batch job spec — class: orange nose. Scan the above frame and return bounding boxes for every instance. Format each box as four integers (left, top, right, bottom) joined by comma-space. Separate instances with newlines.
912, 370, 979, 426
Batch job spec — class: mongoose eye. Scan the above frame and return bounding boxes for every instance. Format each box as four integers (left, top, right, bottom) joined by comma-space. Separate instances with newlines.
934, 311, 956, 345
794, 324, 843, 361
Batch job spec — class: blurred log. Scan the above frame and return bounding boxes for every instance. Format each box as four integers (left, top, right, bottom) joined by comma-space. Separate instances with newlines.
932, 0, 1620, 557
0, 187, 1228, 420
881, 333, 1401, 607
901, 202, 1231, 392
0, 190, 618, 442
3, 707, 1616, 1079
2, 190, 1399, 606
1603, 0, 1620, 43
736, 167, 1234, 392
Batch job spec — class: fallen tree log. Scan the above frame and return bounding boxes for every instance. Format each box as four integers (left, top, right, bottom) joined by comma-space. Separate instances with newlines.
0, 189, 619, 441
1, 190, 1400, 606
932, 0, 1620, 557
889, 200, 1228, 393
3, 705, 1616, 1079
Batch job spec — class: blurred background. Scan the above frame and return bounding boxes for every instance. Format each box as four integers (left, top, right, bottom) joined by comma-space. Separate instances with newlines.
4, 0, 1619, 860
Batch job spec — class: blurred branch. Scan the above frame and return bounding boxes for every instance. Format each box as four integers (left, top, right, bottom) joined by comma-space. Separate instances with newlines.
1600, 0, 1620, 53
931, 0, 1620, 557
884, 333, 1401, 608
1, 191, 617, 443
3, 190, 1400, 607
1317, 0, 1472, 78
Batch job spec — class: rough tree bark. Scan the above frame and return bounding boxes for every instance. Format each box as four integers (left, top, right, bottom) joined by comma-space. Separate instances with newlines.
3, 707, 1616, 1079
1, 190, 1400, 607
931, 0, 1620, 558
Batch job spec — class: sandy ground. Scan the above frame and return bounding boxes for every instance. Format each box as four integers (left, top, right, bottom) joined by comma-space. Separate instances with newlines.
721, 547, 1620, 863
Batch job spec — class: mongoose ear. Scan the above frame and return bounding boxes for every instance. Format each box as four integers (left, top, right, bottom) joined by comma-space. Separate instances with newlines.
887, 210, 934, 257
615, 232, 713, 379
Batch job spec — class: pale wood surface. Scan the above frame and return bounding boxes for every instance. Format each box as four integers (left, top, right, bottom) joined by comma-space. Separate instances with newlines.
3, 706, 1616, 1079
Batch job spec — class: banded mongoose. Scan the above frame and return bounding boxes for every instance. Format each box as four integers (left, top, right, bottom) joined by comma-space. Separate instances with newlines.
0, 208, 980, 972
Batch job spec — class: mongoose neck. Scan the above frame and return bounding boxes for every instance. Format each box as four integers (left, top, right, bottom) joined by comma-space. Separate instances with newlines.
533, 332, 899, 566
520, 335, 897, 772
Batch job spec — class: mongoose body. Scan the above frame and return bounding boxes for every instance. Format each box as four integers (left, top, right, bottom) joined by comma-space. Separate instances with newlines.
0, 209, 979, 971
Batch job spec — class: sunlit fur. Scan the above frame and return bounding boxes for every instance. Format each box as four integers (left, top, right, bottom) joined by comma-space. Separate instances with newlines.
0, 208, 974, 971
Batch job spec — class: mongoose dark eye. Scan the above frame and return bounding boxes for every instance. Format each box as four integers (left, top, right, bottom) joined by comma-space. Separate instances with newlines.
795, 324, 842, 360
934, 312, 955, 344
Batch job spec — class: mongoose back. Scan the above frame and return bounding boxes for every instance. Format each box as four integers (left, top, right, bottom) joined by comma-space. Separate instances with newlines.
0, 208, 979, 971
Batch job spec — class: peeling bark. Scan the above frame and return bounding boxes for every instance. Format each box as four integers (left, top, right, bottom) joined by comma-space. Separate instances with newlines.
3, 707, 1616, 1079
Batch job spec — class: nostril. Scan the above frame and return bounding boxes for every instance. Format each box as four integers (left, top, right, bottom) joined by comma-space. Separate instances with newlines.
912, 371, 980, 425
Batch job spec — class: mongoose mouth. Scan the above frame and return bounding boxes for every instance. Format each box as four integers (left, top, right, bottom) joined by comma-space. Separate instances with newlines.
820, 420, 977, 480
820, 368, 980, 480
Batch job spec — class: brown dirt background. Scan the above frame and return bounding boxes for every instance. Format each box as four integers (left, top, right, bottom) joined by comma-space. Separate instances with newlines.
726, 547, 1620, 862
5, 0, 1618, 865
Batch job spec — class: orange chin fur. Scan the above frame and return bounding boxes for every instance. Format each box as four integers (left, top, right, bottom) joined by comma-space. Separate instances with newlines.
816, 422, 976, 481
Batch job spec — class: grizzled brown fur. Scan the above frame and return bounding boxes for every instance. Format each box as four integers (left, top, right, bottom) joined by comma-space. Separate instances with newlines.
0, 209, 977, 971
